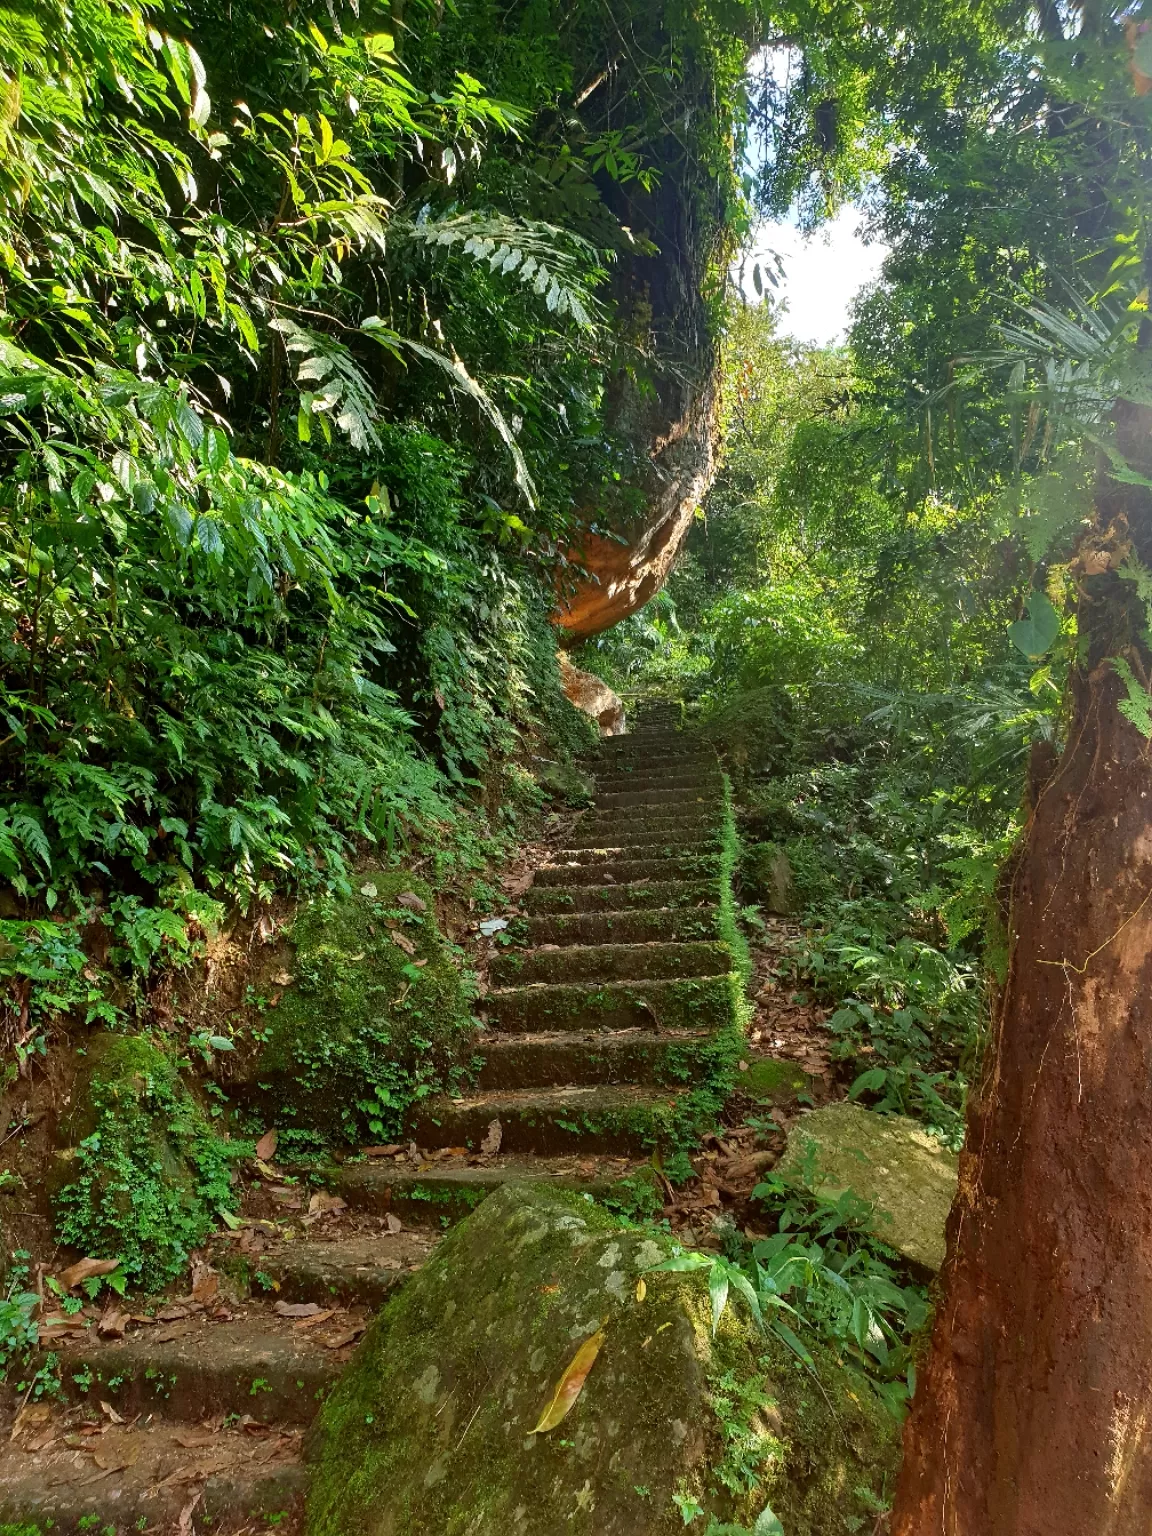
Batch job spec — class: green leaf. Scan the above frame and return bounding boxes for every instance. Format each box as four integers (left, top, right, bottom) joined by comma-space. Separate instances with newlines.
753, 1507, 785, 1536
1009, 591, 1061, 659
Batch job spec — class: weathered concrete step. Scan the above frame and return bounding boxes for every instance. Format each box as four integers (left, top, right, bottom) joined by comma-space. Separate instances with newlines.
576, 810, 720, 842
330, 1156, 627, 1225
491, 938, 730, 987
522, 903, 720, 946
592, 769, 721, 792
534, 852, 719, 887
521, 877, 718, 914
555, 827, 718, 858
593, 787, 724, 810
259, 1232, 437, 1309
482, 973, 739, 1034
0, 1425, 306, 1533
54, 1316, 343, 1425
407, 1084, 692, 1155
476, 1027, 716, 1088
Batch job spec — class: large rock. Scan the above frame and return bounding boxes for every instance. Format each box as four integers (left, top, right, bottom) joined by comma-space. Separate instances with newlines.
779, 1103, 959, 1271
306, 1182, 897, 1536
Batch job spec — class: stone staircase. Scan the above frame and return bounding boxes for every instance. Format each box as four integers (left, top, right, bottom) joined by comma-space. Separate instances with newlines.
0, 707, 743, 1533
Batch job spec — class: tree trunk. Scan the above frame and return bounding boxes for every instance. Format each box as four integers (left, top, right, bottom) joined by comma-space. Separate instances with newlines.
891, 400, 1152, 1531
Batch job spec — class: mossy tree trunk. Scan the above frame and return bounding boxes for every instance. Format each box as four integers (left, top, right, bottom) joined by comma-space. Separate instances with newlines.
891, 386, 1152, 1526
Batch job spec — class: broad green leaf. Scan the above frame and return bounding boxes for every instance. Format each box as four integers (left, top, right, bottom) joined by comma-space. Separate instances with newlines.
1008, 591, 1061, 659
753, 1506, 785, 1536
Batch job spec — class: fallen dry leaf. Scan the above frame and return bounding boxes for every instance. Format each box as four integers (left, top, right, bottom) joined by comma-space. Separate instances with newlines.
11, 1403, 51, 1441
363, 1143, 404, 1158
98, 1307, 127, 1339
253, 1158, 279, 1180
274, 1301, 322, 1319
99, 1400, 124, 1424
174, 1429, 219, 1449
529, 1326, 607, 1434
293, 1308, 337, 1329
307, 1191, 347, 1217
388, 928, 416, 956
384, 1212, 403, 1235
56, 1256, 120, 1291
635, 1278, 647, 1303
322, 1323, 367, 1349
396, 890, 427, 913
191, 1269, 220, 1305
254, 1127, 278, 1162
480, 1118, 502, 1156
177, 1489, 203, 1535
92, 1441, 139, 1472
157, 1305, 191, 1322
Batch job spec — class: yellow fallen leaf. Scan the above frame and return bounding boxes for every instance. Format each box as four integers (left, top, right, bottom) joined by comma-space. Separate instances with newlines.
635, 1278, 646, 1303
529, 1327, 606, 1434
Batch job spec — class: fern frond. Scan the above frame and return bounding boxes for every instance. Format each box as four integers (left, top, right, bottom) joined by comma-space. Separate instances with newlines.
396, 213, 605, 329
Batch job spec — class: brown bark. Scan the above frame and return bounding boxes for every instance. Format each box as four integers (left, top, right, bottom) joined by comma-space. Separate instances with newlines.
892, 405, 1152, 1530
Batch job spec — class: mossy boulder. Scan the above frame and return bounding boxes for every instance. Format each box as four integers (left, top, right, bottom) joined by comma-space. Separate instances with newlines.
739, 1056, 811, 1105
779, 1102, 959, 1271
306, 1183, 898, 1536
54, 1032, 244, 1289
236, 871, 478, 1146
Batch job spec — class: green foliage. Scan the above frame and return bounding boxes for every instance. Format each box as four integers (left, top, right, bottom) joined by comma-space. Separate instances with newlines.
55, 1034, 247, 1289
248, 871, 478, 1144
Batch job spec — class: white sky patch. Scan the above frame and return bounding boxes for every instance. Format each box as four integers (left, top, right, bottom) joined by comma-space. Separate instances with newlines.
736, 205, 889, 348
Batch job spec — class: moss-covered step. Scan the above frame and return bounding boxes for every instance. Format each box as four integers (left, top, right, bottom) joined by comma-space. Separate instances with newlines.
483, 973, 741, 1034
533, 852, 719, 887
406, 1084, 696, 1155
551, 830, 719, 861
561, 823, 720, 852
521, 878, 718, 915
304, 1182, 899, 1536
331, 1157, 626, 1224
0, 1426, 307, 1533
592, 786, 724, 810
592, 769, 723, 793
737, 1055, 814, 1104
575, 811, 720, 843
490, 938, 731, 987
255, 1232, 438, 1309
474, 1027, 718, 1089
779, 1102, 960, 1272
523, 904, 720, 946
51, 1315, 343, 1424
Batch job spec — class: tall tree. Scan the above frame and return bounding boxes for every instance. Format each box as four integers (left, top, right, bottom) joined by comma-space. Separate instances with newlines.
892, 11, 1152, 1528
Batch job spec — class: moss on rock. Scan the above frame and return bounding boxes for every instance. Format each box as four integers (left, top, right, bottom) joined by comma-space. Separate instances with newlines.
239, 871, 478, 1145
305, 1183, 897, 1536
54, 1032, 244, 1289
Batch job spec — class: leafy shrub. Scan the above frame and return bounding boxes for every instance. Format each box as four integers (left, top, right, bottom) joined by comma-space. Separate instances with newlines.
55, 1034, 247, 1290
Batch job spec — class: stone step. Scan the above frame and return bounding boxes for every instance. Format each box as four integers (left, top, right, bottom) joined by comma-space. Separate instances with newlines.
330, 1156, 630, 1225
522, 904, 720, 947
258, 1232, 437, 1309
592, 786, 724, 810
0, 1425, 307, 1533
521, 877, 718, 914
560, 823, 719, 852
553, 828, 718, 859
482, 973, 739, 1034
53, 1315, 344, 1426
533, 852, 719, 887
406, 1084, 690, 1156
490, 938, 730, 987
475, 1027, 717, 1088
592, 769, 721, 792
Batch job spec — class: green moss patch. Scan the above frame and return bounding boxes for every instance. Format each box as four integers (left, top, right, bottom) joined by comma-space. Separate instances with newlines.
738, 1057, 811, 1105
240, 870, 478, 1145
54, 1032, 246, 1290
305, 1182, 897, 1536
